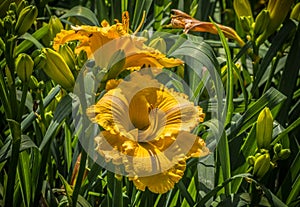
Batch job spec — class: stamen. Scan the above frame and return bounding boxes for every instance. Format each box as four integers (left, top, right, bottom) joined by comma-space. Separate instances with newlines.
133, 10, 146, 35
122, 11, 130, 33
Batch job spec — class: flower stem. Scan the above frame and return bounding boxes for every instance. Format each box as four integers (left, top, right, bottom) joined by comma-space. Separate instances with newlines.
5, 120, 22, 207
17, 83, 29, 121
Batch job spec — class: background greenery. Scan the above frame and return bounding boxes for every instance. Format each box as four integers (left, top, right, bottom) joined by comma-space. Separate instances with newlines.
0, 0, 299, 206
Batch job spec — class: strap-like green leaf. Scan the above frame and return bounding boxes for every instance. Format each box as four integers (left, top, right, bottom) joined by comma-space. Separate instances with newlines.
60, 6, 100, 26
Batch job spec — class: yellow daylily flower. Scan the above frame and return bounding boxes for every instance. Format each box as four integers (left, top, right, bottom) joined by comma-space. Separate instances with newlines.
53, 12, 183, 72
87, 72, 209, 194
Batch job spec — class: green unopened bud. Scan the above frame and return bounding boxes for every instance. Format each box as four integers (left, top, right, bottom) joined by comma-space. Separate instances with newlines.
59, 44, 76, 71
255, 152, 262, 159
49, 15, 63, 39
17, 0, 29, 16
4, 15, 14, 31
9, 2, 18, 14
254, 10, 270, 39
34, 53, 47, 70
45, 111, 53, 125
247, 156, 256, 166
115, 174, 123, 181
149, 37, 167, 53
278, 149, 291, 160
267, 0, 294, 36
16, 53, 34, 82
15, 5, 38, 35
233, 0, 253, 19
291, 3, 300, 22
253, 153, 270, 179
240, 16, 252, 33
256, 107, 273, 150
28, 75, 39, 89
273, 143, 282, 155
42, 48, 75, 91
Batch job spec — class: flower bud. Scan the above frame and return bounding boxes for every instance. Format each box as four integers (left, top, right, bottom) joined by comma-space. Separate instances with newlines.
256, 107, 273, 150
15, 53, 34, 82
115, 174, 123, 181
273, 143, 282, 155
17, 0, 29, 16
41, 48, 75, 91
4, 15, 14, 31
233, 0, 253, 19
9, 3, 18, 16
15, 5, 38, 35
49, 15, 63, 39
33, 53, 47, 70
253, 153, 270, 179
278, 149, 291, 160
149, 37, 167, 53
28, 75, 39, 89
254, 10, 270, 38
59, 44, 76, 71
240, 16, 252, 33
267, 0, 294, 36
291, 3, 300, 22
247, 155, 256, 166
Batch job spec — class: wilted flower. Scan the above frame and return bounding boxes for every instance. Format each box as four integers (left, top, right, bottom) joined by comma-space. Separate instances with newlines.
87, 72, 209, 194
170, 9, 245, 46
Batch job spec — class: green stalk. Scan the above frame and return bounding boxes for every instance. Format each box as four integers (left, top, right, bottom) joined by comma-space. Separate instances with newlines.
5, 36, 18, 119
210, 17, 234, 126
0, 66, 11, 119
263, 54, 280, 93
5, 120, 22, 206
72, 150, 87, 205
17, 83, 29, 121
4, 34, 22, 207
72, 64, 89, 205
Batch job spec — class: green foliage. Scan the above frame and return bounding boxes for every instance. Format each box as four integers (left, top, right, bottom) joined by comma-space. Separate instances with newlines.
0, 0, 299, 206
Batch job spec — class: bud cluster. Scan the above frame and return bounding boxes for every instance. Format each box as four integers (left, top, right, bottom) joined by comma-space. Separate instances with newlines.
0, 0, 37, 38
233, 0, 294, 46
246, 107, 291, 180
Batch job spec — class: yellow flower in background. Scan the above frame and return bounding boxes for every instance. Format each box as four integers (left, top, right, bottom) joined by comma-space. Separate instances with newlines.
53, 21, 127, 57
53, 12, 183, 72
87, 72, 209, 194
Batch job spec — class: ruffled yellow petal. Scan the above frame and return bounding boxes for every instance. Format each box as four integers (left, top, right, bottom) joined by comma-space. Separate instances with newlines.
93, 129, 208, 193
129, 159, 186, 194
53, 23, 128, 57
53, 30, 88, 50
105, 79, 122, 91
53, 20, 183, 70
124, 51, 184, 69
94, 131, 127, 165
86, 88, 134, 139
